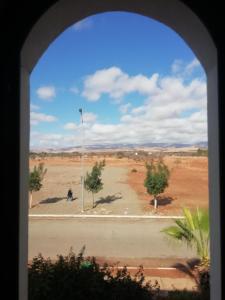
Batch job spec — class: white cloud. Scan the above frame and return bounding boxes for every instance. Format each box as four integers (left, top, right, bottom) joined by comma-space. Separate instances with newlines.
30, 131, 78, 148
119, 103, 132, 114
30, 103, 40, 110
185, 58, 201, 75
63, 113, 97, 132
82, 66, 159, 101
171, 58, 201, 77
64, 122, 77, 130
30, 112, 57, 125
131, 106, 146, 115
30, 59, 207, 148
72, 18, 93, 31
171, 59, 183, 74
83, 112, 97, 123
36, 86, 56, 100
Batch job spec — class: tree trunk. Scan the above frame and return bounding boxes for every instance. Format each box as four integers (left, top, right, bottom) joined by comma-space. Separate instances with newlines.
154, 196, 157, 210
29, 192, 33, 209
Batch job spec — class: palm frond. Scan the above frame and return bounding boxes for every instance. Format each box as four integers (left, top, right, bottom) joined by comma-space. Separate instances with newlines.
162, 207, 209, 261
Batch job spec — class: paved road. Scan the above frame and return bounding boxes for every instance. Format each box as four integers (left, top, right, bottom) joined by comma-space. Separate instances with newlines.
29, 218, 195, 262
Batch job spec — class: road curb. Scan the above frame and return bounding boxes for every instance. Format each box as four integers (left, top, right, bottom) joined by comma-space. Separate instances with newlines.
29, 214, 184, 219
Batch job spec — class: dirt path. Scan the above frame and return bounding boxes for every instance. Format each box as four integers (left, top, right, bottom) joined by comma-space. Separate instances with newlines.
30, 165, 143, 215
29, 156, 208, 215
127, 156, 208, 215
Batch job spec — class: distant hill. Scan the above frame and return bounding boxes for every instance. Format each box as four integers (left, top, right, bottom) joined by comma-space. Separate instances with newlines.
30, 141, 208, 153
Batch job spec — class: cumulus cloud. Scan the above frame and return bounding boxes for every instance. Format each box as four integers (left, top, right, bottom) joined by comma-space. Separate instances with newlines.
30, 131, 79, 148
185, 58, 201, 75
36, 86, 56, 100
31, 59, 207, 148
81, 62, 206, 145
72, 18, 93, 31
83, 112, 97, 123
119, 103, 132, 114
30, 103, 40, 110
30, 112, 57, 125
171, 59, 183, 74
171, 58, 201, 77
82, 66, 159, 101
64, 122, 77, 130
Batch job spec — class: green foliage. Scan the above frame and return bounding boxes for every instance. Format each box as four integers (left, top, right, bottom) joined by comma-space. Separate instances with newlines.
29, 163, 47, 193
162, 207, 210, 297
162, 208, 210, 261
29, 152, 80, 159
196, 148, 208, 156
84, 160, 105, 195
28, 249, 159, 300
144, 160, 170, 198
117, 151, 125, 159
164, 290, 209, 300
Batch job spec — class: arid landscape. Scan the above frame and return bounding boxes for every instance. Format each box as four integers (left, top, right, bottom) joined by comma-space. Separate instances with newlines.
29, 150, 208, 216
29, 150, 209, 292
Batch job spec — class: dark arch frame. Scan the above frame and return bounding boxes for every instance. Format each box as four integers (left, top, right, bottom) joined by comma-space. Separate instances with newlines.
1, 1, 224, 300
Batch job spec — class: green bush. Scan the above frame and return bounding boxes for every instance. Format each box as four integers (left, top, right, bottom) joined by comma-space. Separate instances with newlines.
163, 290, 209, 300
117, 151, 125, 159
28, 249, 159, 300
196, 148, 208, 156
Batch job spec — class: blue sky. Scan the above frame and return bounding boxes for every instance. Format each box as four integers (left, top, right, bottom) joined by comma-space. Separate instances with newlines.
30, 12, 207, 149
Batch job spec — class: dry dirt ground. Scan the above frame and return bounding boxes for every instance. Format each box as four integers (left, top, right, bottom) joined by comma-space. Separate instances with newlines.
128, 156, 208, 215
29, 155, 208, 215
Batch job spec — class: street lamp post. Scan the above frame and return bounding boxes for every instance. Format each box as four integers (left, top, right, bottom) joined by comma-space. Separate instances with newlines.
79, 108, 84, 212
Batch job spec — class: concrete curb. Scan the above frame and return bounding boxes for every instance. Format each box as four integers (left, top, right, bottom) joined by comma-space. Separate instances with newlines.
29, 214, 184, 219
118, 267, 176, 270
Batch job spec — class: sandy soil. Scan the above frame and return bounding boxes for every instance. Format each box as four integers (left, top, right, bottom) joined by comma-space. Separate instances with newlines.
29, 155, 208, 215
30, 162, 143, 215
127, 156, 208, 215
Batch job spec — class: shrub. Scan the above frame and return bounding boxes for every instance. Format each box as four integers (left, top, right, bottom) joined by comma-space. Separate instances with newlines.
196, 148, 208, 156
117, 151, 124, 159
28, 249, 159, 300
164, 290, 209, 300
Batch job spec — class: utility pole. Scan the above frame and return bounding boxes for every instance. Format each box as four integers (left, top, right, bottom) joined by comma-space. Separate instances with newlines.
79, 108, 84, 212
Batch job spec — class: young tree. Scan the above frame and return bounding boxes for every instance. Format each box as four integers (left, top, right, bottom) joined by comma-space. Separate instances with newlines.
84, 160, 105, 208
29, 163, 47, 209
144, 159, 170, 210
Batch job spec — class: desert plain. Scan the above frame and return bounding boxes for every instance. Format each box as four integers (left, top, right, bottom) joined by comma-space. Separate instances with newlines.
29, 153, 208, 216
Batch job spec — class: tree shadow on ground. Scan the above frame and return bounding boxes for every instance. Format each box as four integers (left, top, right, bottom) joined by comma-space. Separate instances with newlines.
150, 196, 174, 207
172, 258, 201, 286
94, 193, 122, 208
40, 197, 66, 204
40, 196, 78, 204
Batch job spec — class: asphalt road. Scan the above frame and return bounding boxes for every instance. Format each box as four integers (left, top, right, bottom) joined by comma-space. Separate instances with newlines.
28, 218, 195, 262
